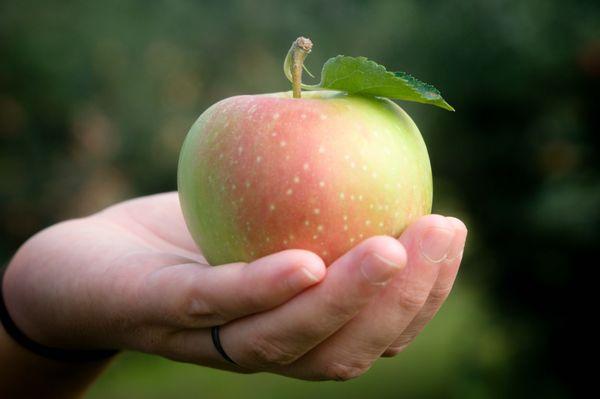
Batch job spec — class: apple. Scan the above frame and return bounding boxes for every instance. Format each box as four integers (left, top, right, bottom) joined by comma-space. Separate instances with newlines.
177, 37, 450, 266
178, 90, 432, 265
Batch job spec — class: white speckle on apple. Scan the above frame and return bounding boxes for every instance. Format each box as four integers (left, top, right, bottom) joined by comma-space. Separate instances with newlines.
245, 180, 251, 188
231, 184, 236, 190
319, 181, 325, 187
256, 156, 262, 163
365, 220, 372, 226
283, 239, 288, 245
238, 146, 243, 154
273, 112, 280, 119
339, 192, 345, 200
350, 237, 356, 243
344, 154, 350, 160
343, 224, 349, 231
358, 195, 363, 201
350, 162, 356, 168
343, 215, 348, 221
362, 165, 368, 171
303, 163, 309, 170
312, 234, 318, 240
301, 113, 307, 119
379, 221, 384, 227
304, 220, 310, 226
313, 208, 320, 215
318, 146, 325, 154
317, 224, 324, 232
286, 188, 293, 195
293, 176, 300, 183
350, 194, 355, 201
218, 154, 224, 159
271, 131, 277, 137
269, 204, 276, 211
372, 172, 378, 179
280, 140, 287, 147
322, 250, 329, 256
265, 237, 271, 242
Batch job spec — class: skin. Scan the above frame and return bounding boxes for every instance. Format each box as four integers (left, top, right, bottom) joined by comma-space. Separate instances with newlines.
178, 91, 432, 265
1, 193, 467, 397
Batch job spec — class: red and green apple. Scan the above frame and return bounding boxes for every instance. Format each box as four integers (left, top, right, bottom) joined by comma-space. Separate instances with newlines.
178, 37, 453, 265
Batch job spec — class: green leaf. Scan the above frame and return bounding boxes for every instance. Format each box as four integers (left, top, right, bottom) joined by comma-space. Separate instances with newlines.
306, 55, 454, 111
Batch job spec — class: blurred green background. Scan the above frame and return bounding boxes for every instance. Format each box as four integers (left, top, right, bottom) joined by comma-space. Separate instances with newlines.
1, 0, 598, 397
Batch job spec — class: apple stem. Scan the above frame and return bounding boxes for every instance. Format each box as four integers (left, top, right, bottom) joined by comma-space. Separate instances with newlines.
286, 37, 313, 98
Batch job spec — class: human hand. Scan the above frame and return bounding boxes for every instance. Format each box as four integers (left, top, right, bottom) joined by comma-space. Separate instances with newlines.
3, 192, 466, 381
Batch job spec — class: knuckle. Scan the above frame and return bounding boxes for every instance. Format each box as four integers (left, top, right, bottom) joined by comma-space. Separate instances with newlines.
245, 335, 299, 367
320, 360, 371, 381
427, 286, 451, 306
321, 290, 355, 321
382, 344, 408, 357
181, 286, 227, 327
238, 290, 268, 313
397, 287, 429, 313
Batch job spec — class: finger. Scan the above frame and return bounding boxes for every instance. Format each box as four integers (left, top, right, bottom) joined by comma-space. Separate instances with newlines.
137, 249, 326, 328
173, 236, 407, 369
382, 216, 467, 356
277, 215, 457, 380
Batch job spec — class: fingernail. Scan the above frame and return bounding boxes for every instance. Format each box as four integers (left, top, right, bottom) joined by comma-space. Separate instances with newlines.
360, 253, 404, 285
419, 227, 454, 263
287, 267, 320, 290
445, 217, 468, 261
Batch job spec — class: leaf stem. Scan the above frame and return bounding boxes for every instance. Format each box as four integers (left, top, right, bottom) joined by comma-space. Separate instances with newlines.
284, 37, 313, 98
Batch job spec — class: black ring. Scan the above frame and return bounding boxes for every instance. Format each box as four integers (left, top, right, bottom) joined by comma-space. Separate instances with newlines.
211, 325, 238, 365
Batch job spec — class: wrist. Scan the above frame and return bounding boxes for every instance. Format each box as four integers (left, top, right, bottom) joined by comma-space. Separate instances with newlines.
1, 263, 119, 362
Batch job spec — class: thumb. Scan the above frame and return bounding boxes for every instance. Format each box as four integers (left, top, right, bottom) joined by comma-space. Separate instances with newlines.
136, 249, 326, 329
